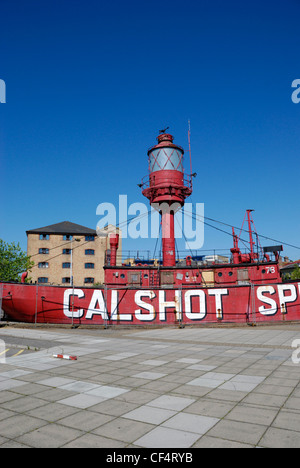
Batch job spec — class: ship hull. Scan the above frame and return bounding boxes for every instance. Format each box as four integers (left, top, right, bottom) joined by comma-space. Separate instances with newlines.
1, 281, 300, 325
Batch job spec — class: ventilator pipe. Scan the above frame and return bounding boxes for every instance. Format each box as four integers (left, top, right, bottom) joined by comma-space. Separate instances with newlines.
109, 234, 119, 267
21, 272, 28, 284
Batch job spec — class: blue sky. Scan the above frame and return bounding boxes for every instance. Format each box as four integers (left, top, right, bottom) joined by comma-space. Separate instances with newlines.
0, 0, 300, 260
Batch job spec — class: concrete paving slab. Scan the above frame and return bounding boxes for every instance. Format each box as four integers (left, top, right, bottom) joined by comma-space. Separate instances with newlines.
85, 385, 129, 398
58, 394, 108, 409
206, 419, 268, 445
141, 360, 169, 367
135, 426, 200, 448
0, 414, 47, 439
259, 427, 300, 449
58, 410, 114, 431
26, 402, 80, 422
17, 423, 84, 448
123, 406, 177, 425
133, 371, 167, 380
162, 412, 219, 435
93, 417, 155, 443
220, 381, 261, 392
225, 404, 278, 425
37, 377, 77, 387
147, 395, 195, 411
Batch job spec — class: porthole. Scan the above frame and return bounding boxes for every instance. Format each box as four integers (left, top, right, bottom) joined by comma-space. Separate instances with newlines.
228, 272, 233, 277
218, 272, 223, 277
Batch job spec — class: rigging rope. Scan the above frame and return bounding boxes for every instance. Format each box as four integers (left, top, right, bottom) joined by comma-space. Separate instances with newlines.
27, 205, 300, 275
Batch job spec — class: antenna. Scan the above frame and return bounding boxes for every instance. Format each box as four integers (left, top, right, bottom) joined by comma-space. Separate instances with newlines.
246, 209, 255, 257
188, 120, 193, 187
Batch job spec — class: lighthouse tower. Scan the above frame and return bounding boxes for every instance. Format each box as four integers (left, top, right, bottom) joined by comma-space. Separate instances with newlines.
142, 130, 192, 267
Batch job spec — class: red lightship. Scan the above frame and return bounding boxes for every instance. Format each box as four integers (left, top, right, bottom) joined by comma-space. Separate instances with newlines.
1, 130, 299, 326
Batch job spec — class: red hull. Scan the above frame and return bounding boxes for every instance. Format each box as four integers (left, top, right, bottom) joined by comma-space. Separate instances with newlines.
1, 281, 300, 325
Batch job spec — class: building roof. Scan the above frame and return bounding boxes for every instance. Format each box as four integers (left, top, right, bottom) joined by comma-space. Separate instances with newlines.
26, 221, 97, 236
281, 260, 300, 270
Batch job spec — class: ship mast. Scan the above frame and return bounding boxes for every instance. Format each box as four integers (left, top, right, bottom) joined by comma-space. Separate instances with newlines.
247, 209, 256, 260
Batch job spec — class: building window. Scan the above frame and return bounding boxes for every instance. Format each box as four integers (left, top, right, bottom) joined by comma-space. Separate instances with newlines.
62, 277, 71, 284
85, 249, 95, 255
63, 249, 71, 255
85, 235, 95, 242
62, 263, 71, 269
39, 234, 49, 240
38, 262, 49, 269
39, 248, 49, 254
85, 263, 95, 269
38, 277, 48, 284
84, 277, 94, 284
63, 235, 73, 241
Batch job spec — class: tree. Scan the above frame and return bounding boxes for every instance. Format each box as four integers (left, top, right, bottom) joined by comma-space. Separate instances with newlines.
291, 265, 300, 281
0, 239, 34, 282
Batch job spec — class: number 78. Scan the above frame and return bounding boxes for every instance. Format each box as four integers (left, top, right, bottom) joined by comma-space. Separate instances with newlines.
266, 267, 276, 274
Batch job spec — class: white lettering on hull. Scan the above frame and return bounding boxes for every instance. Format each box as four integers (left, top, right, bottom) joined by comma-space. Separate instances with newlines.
135, 290, 156, 321
208, 289, 229, 320
62, 284, 300, 322
86, 290, 108, 320
257, 284, 298, 316
63, 289, 85, 319
278, 284, 297, 314
158, 290, 182, 321
185, 290, 206, 320
257, 286, 278, 316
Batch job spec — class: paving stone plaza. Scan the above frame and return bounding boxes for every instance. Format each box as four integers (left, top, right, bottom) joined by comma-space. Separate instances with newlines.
0, 324, 300, 448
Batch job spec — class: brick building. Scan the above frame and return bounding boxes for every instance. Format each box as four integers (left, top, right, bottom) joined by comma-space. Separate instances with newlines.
26, 221, 120, 286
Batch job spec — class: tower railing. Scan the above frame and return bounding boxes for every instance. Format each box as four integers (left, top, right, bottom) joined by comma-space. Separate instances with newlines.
140, 174, 193, 191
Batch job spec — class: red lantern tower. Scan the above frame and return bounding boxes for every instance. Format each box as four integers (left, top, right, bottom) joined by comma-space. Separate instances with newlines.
142, 130, 192, 267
